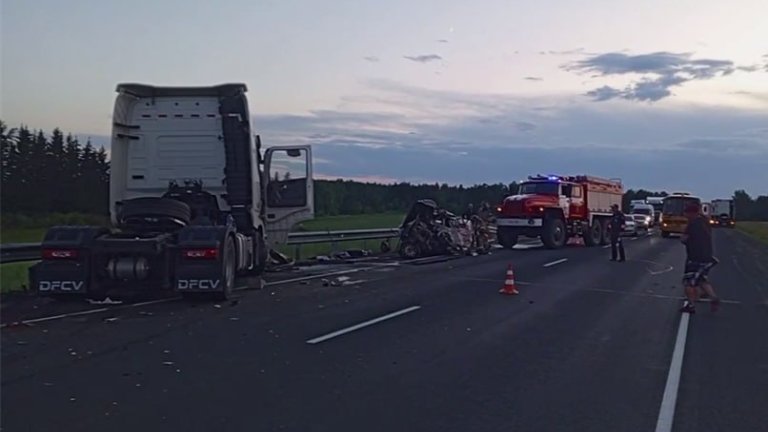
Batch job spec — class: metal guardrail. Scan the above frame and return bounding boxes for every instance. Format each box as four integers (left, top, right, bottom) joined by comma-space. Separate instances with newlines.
0, 229, 403, 264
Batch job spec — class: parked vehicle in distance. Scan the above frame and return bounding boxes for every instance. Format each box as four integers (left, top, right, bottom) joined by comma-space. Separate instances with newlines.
31, 83, 314, 300
631, 213, 650, 234
646, 197, 665, 225
496, 174, 623, 249
710, 199, 736, 228
630, 204, 655, 227
660, 193, 701, 238
622, 217, 638, 236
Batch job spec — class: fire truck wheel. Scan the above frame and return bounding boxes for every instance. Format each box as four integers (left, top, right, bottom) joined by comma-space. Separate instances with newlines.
584, 220, 602, 247
542, 218, 567, 249
599, 219, 611, 245
497, 230, 518, 249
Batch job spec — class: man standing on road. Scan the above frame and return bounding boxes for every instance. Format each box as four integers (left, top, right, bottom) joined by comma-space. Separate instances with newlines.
680, 203, 720, 314
609, 204, 626, 262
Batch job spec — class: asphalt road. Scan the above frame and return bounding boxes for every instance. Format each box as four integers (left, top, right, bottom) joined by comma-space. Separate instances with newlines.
2, 229, 766, 432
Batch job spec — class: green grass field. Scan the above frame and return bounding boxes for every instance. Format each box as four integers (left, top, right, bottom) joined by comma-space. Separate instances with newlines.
0, 213, 404, 293
737, 221, 768, 245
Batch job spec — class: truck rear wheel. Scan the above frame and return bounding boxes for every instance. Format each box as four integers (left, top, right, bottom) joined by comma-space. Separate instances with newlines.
215, 236, 237, 301
583, 220, 602, 247
248, 230, 267, 275
599, 220, 611, 245
541, 218, 566, 249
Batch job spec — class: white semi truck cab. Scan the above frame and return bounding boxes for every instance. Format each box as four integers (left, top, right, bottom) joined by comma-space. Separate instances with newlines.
31, 83, 314, 300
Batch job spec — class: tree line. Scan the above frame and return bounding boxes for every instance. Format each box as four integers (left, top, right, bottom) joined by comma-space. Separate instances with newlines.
1, 121, 109, 217
1, 120, 766, 223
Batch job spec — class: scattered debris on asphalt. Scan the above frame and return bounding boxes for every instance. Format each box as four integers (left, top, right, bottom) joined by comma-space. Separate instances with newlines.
87, 297, 123, 305
213, 304, 222, 309
104, 317, 119, 323
162, 361, 175, 366
229, 317, 240, 321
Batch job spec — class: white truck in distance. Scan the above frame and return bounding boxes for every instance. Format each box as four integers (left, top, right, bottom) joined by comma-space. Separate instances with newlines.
710, 199, 736, 228
31, 83, 314, 300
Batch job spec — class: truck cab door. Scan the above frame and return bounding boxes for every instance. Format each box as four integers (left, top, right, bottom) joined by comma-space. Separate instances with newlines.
264, 146, 314, 247
564, 184, 585, 219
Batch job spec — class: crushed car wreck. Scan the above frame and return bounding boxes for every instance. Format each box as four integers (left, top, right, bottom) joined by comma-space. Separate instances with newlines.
398, 200, 491, 259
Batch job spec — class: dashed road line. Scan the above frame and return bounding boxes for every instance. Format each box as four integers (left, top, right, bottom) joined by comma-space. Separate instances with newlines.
543, 258, 568, 268
306, 305, 421, 344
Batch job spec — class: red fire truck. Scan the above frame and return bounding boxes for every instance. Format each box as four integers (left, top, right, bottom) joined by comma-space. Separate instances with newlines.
496, 174, 623, 249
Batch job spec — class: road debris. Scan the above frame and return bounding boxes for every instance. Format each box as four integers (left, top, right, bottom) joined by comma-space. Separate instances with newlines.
229, 317, 240, 321
162, 361, 175, 366
87, 297, 123, 305
104, 317, 119, 323
213, 304, 222, 309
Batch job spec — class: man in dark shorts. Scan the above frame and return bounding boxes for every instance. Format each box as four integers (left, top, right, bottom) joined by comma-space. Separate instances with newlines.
680, 202, 720, 313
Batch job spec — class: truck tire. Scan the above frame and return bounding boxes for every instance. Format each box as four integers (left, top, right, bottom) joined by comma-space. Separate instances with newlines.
119, 197, 191, 226
583, 220, 602, 247
250, 231, 267, 275
541, 218, 567, 249
497, 229, 518, 249
215, 236, 237, 301
599, 220, 611, 245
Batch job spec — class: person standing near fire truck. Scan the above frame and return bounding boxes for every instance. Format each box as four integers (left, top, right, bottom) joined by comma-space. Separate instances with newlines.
609, 204, 626, 262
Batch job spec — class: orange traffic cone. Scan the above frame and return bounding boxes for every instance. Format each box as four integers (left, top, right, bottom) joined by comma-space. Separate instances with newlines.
499, 264, 519, 295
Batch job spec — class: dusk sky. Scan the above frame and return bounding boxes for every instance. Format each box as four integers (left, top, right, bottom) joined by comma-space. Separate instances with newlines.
2, 0, 767, 199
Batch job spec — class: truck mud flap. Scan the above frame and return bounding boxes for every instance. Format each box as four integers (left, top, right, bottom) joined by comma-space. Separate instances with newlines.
31, 226, 108, 296
174, 225, 231, 293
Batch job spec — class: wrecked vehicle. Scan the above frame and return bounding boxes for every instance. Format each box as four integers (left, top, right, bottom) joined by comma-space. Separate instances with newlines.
398, 200, 477, 259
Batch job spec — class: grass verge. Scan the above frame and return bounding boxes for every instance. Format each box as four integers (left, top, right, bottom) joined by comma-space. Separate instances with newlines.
736, 221, 768, 245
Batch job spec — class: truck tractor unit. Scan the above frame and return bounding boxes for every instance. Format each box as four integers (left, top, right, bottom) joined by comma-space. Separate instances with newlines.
496, 175, 623, 249
30, 83, 314, 300
710, 199, 736, 228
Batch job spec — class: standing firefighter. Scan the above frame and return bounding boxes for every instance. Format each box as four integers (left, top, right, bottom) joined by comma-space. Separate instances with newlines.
608, 203, 626, 262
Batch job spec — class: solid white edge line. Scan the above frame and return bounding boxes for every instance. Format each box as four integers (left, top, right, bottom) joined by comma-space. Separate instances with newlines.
654, 312, 690, 432
543, 258, 568, 268
306, 305, 421, 344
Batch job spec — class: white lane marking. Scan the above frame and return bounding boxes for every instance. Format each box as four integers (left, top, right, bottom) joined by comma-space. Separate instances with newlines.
654, 313, 690, 432
543, 258, 568, 268
602, 245, 611, 249
306, 305, 421, 344
3, 307, 110, 326
0, 267, 378, 329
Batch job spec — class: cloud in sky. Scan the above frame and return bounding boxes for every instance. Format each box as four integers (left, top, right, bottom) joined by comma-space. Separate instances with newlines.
403, 54, 443, 63
566, 51, 764, 102
254, 79, 768, 197
524, 76, 544, 81
436, 39, 449, 43
363, 56, 380, 63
